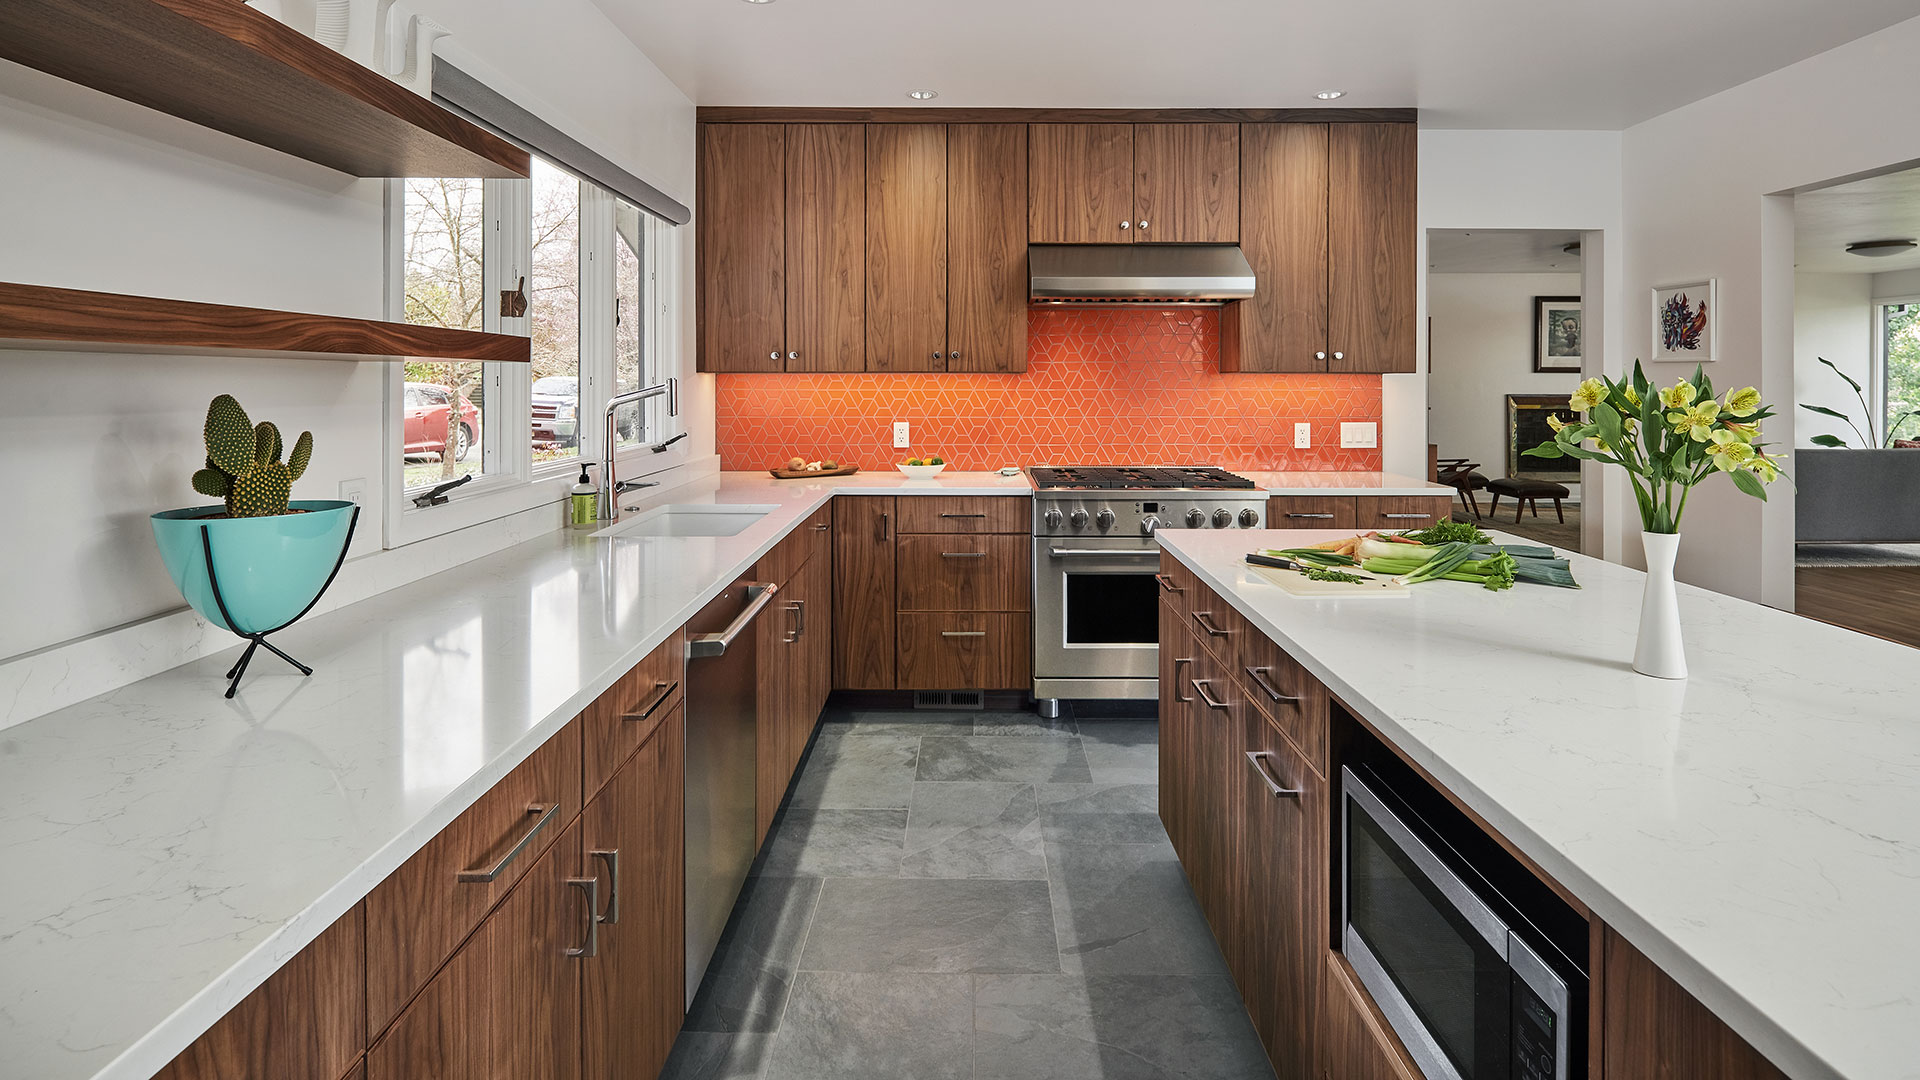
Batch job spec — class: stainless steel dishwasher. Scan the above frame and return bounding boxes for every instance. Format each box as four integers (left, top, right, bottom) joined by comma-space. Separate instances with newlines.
682, 577, 778, 1006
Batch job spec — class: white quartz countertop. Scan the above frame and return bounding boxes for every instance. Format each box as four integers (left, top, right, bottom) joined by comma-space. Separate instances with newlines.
1156, 528, 1920, 1080
0, 469, 1028, 1080
1244, 470, 1451, 496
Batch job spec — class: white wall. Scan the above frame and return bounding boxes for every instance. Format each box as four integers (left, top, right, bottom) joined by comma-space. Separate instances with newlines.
1621, 13, 1920, 608
1427, 272, 1583, 487
0, 0, 697, 726
1792, 272, 1873, 447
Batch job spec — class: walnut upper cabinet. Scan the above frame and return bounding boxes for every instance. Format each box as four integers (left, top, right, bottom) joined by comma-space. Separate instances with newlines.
867, 124, 949, 373
697, 123, 865, 373
1029, 122, 1238, 244
1224, 121, 1415, 374
946, 123, 1028, 373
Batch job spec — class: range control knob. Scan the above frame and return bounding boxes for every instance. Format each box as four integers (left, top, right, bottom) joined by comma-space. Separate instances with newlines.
1095, 509, 1116, 531
1141, 516, 1162, 535
1212, 508, 1233, 528
1043, 508, 1064, 529
1069, 508, 1090, 529
1239, 508, 1261, 528
1185, 508, 1207, 529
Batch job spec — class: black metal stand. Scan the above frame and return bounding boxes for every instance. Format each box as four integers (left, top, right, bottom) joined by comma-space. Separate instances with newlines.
200, 505, 360, 699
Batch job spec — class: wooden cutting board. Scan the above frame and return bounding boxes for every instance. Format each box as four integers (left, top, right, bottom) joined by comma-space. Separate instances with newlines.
1250, 564, 1410, 598
768, 466, 859, 479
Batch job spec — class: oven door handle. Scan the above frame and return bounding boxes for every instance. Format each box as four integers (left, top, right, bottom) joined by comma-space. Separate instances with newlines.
1047, 547, 1162, 558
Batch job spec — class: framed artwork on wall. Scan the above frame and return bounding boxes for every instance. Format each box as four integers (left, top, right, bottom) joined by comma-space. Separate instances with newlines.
1652, 279, 1716, 363
1533, 295, 1582, 373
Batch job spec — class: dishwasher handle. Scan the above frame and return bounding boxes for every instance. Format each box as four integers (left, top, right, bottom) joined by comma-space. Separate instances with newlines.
687, 582, 779, 659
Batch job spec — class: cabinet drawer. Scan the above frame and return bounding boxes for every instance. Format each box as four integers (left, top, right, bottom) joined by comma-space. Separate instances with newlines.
896, 612, 1031, 689
1354, 495, 1453, 532
1185, 582, 1242, 665
1156, 552, 1196, 617
1235, 628, 1327, 775
754, 503, 832, 586
365, 721, 581, 1036
1267, 496, 1358, 530
895, 495, 1030, 534
896, 534, 1030, 611
582, 629, 684, 801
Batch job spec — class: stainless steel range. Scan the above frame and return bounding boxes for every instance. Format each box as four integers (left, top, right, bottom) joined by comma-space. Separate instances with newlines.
1030, 467, 1266, 716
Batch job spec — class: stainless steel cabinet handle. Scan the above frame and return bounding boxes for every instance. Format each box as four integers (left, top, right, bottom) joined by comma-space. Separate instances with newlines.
939, 512, 988, 518
590, 849, 620, 924
565, 877, 600, 957
1173, 657, 1193, 702
1245, 751, 1302, 798
688, 582, 779, 658
1381, 513, 1432, 519
942, 630, 987, 637
621, 681, 678, 724
1332, 351, 1344, 361
1137, 220, 1149, 231
1190, 678, 1230, 711
1243, 666, 1302, 704
941, 551, 987, 558
1155, 573, 1183, 594
770, 351, 781, 361
788, 351, 800, 361
1119, 220, 1131, 230
795, 598, 807, 636
879, 513, 890, 542
813, 522, 830, 531
458, 803, 558, 883
784, 600, 803, 644
1315, 351, 1328, 361
932, 351, 945, 360
1285, 513, 1334, 520
1049, 547, 1161, 559
949, 351, 961, 361
1191, 610, 1231, 638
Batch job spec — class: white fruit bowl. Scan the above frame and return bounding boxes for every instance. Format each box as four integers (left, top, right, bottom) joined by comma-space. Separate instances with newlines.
896, 462, 948, 480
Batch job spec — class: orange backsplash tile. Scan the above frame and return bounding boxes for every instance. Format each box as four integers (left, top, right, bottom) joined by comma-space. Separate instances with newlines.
716, 307, 1383, 472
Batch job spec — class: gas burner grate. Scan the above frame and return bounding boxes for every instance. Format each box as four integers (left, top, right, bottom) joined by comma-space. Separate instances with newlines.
1028, 465, 1257, 491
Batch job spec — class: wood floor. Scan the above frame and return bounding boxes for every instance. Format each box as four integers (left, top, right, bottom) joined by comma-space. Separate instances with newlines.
1794, 566, 1920, 649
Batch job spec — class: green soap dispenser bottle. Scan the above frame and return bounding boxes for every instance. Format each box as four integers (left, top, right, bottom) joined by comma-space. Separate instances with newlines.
569, 463, 598, 529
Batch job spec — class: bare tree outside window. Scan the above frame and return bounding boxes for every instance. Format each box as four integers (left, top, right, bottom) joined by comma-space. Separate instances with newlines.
401, 177, 487, 489
529, 159, 582, 464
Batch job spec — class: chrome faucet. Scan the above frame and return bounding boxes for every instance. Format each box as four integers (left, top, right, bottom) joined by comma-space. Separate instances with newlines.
599, 379, 680, 520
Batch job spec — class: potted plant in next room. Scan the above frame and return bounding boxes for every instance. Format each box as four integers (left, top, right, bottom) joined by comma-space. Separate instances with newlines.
150, 394, 360, 698
1525, 363, 1786, 679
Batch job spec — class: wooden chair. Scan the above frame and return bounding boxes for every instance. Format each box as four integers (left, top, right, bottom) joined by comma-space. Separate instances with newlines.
1435, 458, 1489, 519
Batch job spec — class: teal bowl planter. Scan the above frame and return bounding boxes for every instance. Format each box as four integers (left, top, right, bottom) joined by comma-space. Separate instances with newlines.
151, 499, 360, 697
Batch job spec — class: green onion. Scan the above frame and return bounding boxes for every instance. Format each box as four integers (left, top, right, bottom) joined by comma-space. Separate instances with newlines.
1395, 542, 1476, 585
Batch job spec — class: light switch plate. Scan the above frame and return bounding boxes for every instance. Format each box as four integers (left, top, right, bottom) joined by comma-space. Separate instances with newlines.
893, 422, 910, 449
1340, 422, 1378, 449
1294, 423, 1312, 449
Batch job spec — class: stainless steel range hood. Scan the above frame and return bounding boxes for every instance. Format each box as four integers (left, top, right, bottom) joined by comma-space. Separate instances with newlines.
1029, 243, 1256, 304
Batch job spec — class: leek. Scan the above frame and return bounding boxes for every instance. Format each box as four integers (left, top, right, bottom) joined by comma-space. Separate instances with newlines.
1356, 537, 1441, 563
1393, 541, 1476, 585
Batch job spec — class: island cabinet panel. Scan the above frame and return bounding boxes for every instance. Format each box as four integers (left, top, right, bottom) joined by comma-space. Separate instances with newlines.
1236, 627, 1328, 776
697, 123, 786, 373
1267, 495, 1357, 530
581, 629, 684, 801
155, 905, 365, 1080
364, 721, 581, 1035
786, 123, 867, 372
1223, 123, 1328, 373
1029, 123, 1136, 243
833, 496, 897, 689
1158, 595, 1197, 867
1320, 955, 1422, 1080
581, 704, 685, 1080
1353, 494, 1453, 533
1133, 123, 1239, 243
946, 123, 1029, 373
866, 123, 949, 372
1327, 123, 1416, 374
1602, 929, 1788, 1080
367, 818, 587, 1080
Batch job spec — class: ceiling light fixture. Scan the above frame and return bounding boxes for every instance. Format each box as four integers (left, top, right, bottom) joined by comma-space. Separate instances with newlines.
1315, 89, 1346, 100
907, 88, 938, 101
740, 0, 776, 5
1846, 238, 1917, 258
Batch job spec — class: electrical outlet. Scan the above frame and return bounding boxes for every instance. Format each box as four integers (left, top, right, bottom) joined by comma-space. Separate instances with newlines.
339, 477, 367, 505
1340, 422, 1378, 449
893, 421, 910, 449
1294, 423, 1312, 449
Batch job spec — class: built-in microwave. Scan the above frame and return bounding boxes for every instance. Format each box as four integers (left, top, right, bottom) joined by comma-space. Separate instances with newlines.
1340, 760, 1588, 1080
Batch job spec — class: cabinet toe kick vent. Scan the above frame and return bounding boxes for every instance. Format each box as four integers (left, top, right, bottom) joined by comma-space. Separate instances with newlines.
914, 690, 985, 710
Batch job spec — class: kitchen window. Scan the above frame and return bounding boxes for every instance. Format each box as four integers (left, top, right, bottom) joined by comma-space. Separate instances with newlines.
399, 177, 500, 493
530, 157, 582, 468
1879, 300, 1920, 444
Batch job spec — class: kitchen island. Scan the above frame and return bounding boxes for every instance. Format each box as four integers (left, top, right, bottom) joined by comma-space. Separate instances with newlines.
1156, 527, 1920, 1080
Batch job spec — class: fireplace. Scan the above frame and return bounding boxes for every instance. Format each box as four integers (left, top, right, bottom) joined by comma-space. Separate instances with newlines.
1506, 395, 1580, 482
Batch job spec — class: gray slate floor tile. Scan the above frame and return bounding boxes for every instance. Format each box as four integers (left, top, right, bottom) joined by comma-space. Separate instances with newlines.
787, 735, 919, 809
916, 735, 1093, 783
974, 973, 1274, 1080
973, 710, 1079, 737
1076, 719, 1162, 784
1037, 782, 1166, 845
902, 782, 1046, 879
762, 973, 973, 1080
818, 708, 975, 738
799, 877, 1061, 974
1046, 841, 1227, 975
685, 875, 823, 1032
755, 809, 905, 878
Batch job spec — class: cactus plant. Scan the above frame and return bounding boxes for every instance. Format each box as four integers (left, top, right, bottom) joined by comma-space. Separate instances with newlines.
189, 395, 313, 517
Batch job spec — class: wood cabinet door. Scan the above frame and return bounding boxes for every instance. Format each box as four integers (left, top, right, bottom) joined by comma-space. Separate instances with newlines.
785, 123, 865, 372
1234, 713, 1324, 1080
1029, 123, 1135, 243
1328, 123, 1416, 374
1134, 123, 1238, 243
1157, 593, 1197, 872
1266, 495, 1357, 531
832, 496, 896, 689
755, 578, 801, 844
799, 552, 833, 754
1183, 642, 1236, 936
1319, 955, 1421, 1080
867, 124, 949, 372
1602, 928, 1787, 1080
697, 124, 786, 373
1225, 123, 1328, 373
1352, 495, 1452, 533
581, 707, 685, 1080
368, 819, 587, 1080
947, 124, 1028, 373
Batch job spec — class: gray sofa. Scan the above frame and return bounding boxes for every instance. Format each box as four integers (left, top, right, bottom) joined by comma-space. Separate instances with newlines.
1795, 448, 1920, 543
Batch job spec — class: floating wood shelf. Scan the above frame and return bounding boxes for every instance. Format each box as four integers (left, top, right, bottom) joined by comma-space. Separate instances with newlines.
0, 0, 529, 179
0, 283, 530, 364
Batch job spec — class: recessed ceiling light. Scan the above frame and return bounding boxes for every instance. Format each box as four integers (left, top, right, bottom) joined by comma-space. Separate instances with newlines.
907, 88, 938, 101
1315, 89, 1346, 100
741, 0, 775, 5
1846, 238, 1917, 258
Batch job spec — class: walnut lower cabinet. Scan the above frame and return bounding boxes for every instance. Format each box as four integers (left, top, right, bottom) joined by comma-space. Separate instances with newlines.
1267, 494, 1452, 533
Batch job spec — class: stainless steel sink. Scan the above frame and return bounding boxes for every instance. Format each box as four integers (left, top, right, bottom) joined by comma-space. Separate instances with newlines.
594, 504, 777, 539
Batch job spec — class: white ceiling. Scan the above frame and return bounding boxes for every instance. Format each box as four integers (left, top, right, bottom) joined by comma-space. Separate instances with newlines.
1428, 230, 1585, 274
1796, 167, 1920, 274
592, 0, 1920, 128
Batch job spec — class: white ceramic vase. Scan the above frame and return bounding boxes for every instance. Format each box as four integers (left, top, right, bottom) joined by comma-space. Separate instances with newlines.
1633, 531, 1687, 679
